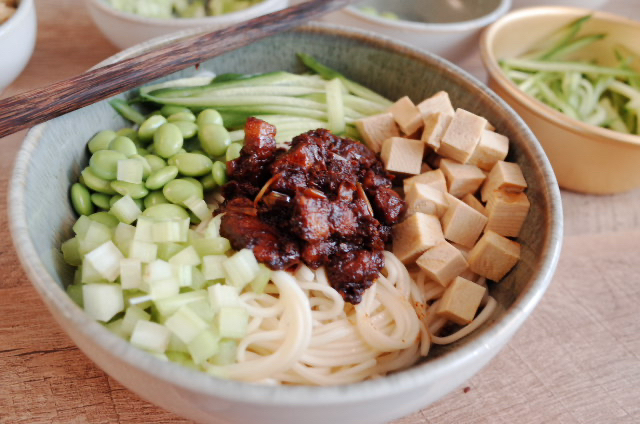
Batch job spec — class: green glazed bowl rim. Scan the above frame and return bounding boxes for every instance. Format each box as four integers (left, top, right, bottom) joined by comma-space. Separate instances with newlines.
9, 22, 563, 406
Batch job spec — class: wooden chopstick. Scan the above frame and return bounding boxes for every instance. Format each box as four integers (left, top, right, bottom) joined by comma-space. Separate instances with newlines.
0, 0, 355, 139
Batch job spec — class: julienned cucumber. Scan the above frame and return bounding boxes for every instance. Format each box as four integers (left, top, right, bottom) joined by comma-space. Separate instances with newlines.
501, 14, 640, 135
111, 54, 392, 138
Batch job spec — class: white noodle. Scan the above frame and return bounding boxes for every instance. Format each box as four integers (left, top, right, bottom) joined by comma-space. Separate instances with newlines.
218, 251, 495, 385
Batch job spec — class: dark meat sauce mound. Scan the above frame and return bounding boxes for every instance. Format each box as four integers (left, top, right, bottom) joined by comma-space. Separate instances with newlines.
219, 117, 407, 304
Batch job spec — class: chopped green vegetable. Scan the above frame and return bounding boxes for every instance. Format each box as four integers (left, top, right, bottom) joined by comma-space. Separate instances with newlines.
502, 14, 640, 134
108, 0, 264, 19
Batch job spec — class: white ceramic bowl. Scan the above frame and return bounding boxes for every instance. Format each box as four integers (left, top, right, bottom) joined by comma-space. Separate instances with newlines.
320, 0, 511, 62
512, 0, 607, 10
84, 0, 289, 49
0, 0, 37, 93
9, 24, 562, 424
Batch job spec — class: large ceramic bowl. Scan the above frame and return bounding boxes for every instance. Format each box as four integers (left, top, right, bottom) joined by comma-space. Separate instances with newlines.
0, 0, 37, 93
318, 0, 511, 62
480, 7, 640, 194
85, 0, 288, 49
9, 24, 562, 424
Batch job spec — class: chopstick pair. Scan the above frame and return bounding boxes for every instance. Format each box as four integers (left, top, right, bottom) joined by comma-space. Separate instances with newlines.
0, 0, 355, 139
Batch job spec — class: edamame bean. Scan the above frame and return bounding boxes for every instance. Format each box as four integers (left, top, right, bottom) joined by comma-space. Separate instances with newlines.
144, 154, 166, 172
109, 136, 138, 156
137, 147, 150, 156
81, 168, 116, 194
145, 165, 179, 190
199, 124, 230, 157
111, 181, 149, 199
90, 193, 111, 210
161, 105, 190, 117
163, 179, 203, 205
211, 161, 227, 186
225, 142, 243, 162
142, 204, 190, 220
167, 112, 196, 123
172, 152, 213, 177
110, 194, 123, 208
182, 177, 203, 192
173, 121, 198, 139
89, 212, 119, 229
138, 115, 167, 142
144, 191, 169, 209
197, 109, 223, 126
130, 154, 152, 179
199, 174, 216, 190
71, 183, 93, 216
88, 130, 116, 153
116, 128, 140, 144
89, 150, 127, 180
153, 123, 184, 158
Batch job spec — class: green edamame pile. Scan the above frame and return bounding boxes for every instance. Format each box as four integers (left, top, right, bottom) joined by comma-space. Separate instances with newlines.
72, 107, 234, 223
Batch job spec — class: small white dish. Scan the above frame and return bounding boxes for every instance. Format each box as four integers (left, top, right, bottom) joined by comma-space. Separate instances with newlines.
320, 0, 511, 62
84, 0, 289, 50
0, 0, 37, 93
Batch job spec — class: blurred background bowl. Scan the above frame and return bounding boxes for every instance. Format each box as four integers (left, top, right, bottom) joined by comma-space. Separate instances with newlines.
315, 0, 511, 62
480, 7, 640, 194
511, 0, 607, 10
0, 0, 37, 93
9, 23, 561, 424
84, 0, 288, 49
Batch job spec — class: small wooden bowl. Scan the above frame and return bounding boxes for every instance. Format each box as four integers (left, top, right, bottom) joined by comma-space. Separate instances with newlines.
480, 6, 640, 194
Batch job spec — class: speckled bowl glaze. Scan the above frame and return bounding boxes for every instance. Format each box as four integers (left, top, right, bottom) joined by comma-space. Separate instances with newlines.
9, 23, 562, 424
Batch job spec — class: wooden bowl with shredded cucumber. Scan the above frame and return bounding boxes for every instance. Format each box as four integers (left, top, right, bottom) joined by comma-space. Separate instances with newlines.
481, 7, 640, 194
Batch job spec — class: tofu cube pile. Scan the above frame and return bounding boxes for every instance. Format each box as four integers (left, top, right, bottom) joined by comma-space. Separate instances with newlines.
356, 91, 530, 326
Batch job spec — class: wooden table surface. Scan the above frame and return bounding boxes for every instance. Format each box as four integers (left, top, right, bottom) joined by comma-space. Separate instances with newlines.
2, 1, 639, 423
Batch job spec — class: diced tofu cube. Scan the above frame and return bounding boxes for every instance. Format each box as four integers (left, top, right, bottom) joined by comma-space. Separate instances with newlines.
355, 112, 400, 153
441, 194, 488, 248
421, 163, 432, 173
417, 91, 455, 119
421, 112, 452, 151
439, 109, 487, 163
440, 159, 486, 198
392, 212, 444, 264
405, 183, 448, 218
480, 161, 527, 202
389, 96, 424, 135
468, 130, 509, 171
436, 276, 486, 325
468, 231, 520, 281
403, 169, 447, 194
485, 121, 496, 131
381, 137, 425, 175
452, 242, 480, 281
462, 193, 487, 216
416, 241, 468, 287
485, 190, 530, 237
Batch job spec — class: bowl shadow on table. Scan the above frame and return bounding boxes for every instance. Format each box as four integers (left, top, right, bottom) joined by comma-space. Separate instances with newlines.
11, 23, 562, 424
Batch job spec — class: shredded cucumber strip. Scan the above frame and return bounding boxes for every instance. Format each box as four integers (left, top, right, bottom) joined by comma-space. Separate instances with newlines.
501, 59, 640, 79
502, 14, 640, 134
